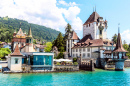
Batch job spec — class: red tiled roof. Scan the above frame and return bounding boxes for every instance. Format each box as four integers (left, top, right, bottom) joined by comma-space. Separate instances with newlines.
83, 12, 100, 25
72, 38, 115, 48
113, 33, 128, 52
11, 44, 23, 56
71, 31, 79, 40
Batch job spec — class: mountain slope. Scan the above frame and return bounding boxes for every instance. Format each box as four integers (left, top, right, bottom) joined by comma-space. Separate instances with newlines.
0, 16, 61, 42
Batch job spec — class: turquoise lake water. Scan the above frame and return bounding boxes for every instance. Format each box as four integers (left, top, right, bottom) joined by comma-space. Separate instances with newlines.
1, 69, 130, 86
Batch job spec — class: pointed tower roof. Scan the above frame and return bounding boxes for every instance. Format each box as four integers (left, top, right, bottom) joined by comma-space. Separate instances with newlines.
71, 31, 79, 40
113, 30, 128, 52
27, 26, 32, 37
83, 11, 100, 25
11, 44, 23, 56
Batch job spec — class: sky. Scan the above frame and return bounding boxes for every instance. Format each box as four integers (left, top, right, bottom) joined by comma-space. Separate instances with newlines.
0, 0, 130, 43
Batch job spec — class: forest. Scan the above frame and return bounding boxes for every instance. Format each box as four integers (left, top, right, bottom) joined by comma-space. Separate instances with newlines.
0, 16, 61, 42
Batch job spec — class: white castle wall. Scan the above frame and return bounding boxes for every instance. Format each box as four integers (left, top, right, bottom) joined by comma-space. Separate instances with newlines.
83, 22, 107, 39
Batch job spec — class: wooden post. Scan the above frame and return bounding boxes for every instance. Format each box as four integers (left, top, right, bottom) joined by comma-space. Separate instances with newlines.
90, 59, 95, 71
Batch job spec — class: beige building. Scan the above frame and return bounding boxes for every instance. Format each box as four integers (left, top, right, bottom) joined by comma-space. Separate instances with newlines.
8, 44, 23, 71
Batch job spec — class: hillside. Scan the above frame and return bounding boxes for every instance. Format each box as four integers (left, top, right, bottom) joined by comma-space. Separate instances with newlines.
0, 16, 61, 42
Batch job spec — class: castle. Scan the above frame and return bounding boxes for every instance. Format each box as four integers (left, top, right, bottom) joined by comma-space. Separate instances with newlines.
66, 10, 115, 67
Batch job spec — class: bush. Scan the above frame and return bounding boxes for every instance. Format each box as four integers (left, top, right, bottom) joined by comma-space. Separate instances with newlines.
73, 57, 77, 63
57, 52, 64, 59
73, 62, 78, 65
56, 62, 61, 65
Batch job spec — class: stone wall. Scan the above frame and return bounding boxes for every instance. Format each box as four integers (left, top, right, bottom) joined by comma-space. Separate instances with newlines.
54, 65, 79, 71
124, 60, 130, 67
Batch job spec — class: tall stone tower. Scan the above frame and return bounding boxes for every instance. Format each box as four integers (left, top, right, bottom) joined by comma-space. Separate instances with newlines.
83, 11, 108, 39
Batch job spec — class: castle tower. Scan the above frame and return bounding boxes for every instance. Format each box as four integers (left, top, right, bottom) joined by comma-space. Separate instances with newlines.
66, 31, 80, 57
113, 28, 128, 71
83, 10, 107, 39
25, 26, 35, 52
9, 44, 23, 71
11, 23, 26, 52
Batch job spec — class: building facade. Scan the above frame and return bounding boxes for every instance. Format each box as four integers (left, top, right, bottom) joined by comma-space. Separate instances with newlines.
66, 10, 114, 67
83, 11, 107, 39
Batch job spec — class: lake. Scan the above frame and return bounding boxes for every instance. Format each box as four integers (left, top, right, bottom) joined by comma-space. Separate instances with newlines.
0, 68, 130, 86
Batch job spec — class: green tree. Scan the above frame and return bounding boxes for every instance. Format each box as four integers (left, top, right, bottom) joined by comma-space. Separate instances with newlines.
123, 44, 129, 51
112, 34, 117, 44
63, 23, 72, 51
57, 52, 64, 59
64, 23, 72, 40
0, 48, 11, 59
33, 39, 36, 44
53, 33, 64, 52
44, 42, 52, 52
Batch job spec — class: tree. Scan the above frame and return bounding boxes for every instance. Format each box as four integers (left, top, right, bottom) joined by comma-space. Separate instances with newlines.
63, 23, 72, 51
33, 39, 36, 44
57, 52, 64, 59
112, 34, 117, 44
44, 42, 52, 52
123, 44, 129, 51
0, 48, 11, 59
52, 33, 64, 52
64, 23, 72, 40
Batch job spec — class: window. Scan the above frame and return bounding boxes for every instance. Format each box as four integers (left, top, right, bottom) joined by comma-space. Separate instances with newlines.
15, 58, 18, 64
83, 48, 85, 52
76, 54, 78, 57
100, 30, 102, 35
73, 49, 75, 52
87, 53, 90, 57
87, 48, 90, 52
73, 54, 75, 57
83, 53, 85, 58
76, 49, 78, 52
79, 49, 81, 52
89, 24, 90, 27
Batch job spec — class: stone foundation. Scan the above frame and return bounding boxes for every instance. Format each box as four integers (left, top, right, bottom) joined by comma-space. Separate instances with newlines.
115, 59, 125, 71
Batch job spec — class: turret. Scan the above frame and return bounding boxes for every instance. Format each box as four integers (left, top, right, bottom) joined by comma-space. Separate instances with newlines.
26, 25, 33, 44
113, 26, 128, 71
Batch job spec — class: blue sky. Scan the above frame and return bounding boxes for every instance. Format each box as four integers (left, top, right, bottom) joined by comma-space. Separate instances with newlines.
0, 0, 130, 43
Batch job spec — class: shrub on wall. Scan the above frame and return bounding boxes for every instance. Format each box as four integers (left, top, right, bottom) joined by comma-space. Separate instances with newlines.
56, 62, 61, 65
73, 62, 78, 65
73, 57, 77, 63
57, 52, 64, 59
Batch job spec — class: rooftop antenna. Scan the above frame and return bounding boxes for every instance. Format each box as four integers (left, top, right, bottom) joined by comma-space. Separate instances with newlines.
118, 23, 120, 33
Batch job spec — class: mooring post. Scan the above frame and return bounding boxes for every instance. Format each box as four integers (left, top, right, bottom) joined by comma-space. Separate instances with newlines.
90, 59, 95, 71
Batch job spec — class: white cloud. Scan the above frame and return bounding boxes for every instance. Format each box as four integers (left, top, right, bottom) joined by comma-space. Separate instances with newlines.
61, 6, 83, 31
121, 29, 130, 44
58, 0, 77, 7
0, 0, 82, 33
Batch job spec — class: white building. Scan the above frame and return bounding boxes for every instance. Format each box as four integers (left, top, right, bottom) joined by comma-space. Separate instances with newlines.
66, 11, 115, 67
8, 44, 23, 72
83, 11, 107, 39
66, 31, 80, 57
